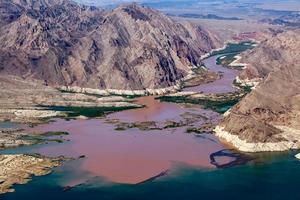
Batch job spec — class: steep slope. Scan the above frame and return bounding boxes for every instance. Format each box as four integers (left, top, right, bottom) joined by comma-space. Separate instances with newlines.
0, 0, 219, 90
238, 30, 300, 82
215, 30, 300, 152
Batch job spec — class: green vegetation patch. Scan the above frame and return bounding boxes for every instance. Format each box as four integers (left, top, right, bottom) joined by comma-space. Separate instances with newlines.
233, 79, 252, 93
39, 105, 141, 118
157, 95, 240, 114
216, 54, 244, 69
115, 121, 159, 131
41, 131, 69, 137
186, 122, 215, 134
113, 113, 208, 132
19, 134, 66, 144
183, 67, 220, 88
186, 127, 207, 134
211, 41, 256, 56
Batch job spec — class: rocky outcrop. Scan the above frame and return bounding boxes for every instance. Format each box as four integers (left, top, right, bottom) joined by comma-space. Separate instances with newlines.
0, 154, 66, 194
215, 126, 300, 152
0, 0, 218, 90
237, 30, 300, 84
216, 30, 300, 152
0, 128, 36, 149
0, 128, 69, 149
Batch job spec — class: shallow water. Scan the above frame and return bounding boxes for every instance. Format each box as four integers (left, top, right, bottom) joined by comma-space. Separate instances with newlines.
0, 121, 21, 129
109, 96, 194, 122
108, 96, 220, 123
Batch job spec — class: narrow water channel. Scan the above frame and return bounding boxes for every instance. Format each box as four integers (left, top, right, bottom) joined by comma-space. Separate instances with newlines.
184, 55, 239, 94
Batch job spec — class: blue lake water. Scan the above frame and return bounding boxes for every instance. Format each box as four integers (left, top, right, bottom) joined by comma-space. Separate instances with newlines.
3, 151, 300, 200
0, 121, 21, 129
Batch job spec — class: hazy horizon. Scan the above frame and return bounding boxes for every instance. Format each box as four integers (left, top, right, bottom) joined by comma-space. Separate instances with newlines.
74, 0, 300, 12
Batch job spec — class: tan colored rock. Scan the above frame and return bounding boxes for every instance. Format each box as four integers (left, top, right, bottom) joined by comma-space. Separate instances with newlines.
0, 154, 64, 194
0, 1, 218, 90
14, 110, 64, 119
215, 126, 300, 152
0, 75, 142, 123
217, 30, 300, 152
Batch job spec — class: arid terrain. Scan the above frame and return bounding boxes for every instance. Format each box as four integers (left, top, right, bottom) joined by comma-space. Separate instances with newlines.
216, 30, 300, 152
0, 154, 66, 194
0, 0, 300, 198
0, 0, 220, 90
0, 0, 223, 193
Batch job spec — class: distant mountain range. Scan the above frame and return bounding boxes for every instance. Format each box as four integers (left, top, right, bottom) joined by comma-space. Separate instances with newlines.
260, 13, 300, 27
169, 13, 242, 21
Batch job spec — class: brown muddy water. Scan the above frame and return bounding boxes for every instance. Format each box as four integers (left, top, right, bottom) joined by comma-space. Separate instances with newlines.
25, 97, 231, 185
2, 49, 245, 188
7, 43, 296, 200
184, 55, 239, 94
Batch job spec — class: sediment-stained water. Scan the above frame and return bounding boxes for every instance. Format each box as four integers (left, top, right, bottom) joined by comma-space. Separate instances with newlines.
3, 42, 281, 199
2, 99, 228, 185
184, 55, 239, 94
0, 121, 21, 129
2, 151, 300, 200
0, 53, 239, 188
108, 96, 219, 123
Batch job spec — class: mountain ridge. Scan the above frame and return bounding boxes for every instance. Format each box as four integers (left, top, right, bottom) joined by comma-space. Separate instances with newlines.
0, 0, 219, 90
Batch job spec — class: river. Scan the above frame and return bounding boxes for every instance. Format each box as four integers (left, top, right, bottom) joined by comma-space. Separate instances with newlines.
184, 54, 239, 94
2, 42, 300, 200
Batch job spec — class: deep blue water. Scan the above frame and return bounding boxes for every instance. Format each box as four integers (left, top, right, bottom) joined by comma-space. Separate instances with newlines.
3, 151, 300, 200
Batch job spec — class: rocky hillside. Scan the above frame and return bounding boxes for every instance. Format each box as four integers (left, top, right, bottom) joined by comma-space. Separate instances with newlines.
0, 0, 219, 90
238, 30, 300, 82
216, 30, 300, 152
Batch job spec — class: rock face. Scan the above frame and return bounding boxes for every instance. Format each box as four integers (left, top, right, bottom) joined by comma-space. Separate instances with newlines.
0, 0, 218, 90
216, 30, 300, 152
238, 30, 300, 82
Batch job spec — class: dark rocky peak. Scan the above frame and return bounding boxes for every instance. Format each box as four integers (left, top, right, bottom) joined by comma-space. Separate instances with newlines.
121, 3, 150, 21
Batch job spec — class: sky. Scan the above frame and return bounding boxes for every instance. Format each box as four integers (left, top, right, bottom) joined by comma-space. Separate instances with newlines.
74, 0, 300, 12
75, 0, 140, 6
75, 0, 202, 7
